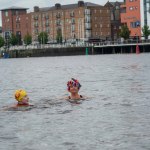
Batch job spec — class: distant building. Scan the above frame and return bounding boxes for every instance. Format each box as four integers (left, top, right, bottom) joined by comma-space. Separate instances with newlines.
121, 0, 141, 39
1, 6, 31, 44
105, 1, 123, 41
30, 1, 111, 43
1, 1, 111, 44
0, 27, 2, 36
140, 0, 150, 39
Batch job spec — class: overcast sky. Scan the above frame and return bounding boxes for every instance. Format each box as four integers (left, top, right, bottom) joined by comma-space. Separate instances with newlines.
0, 0, 123, 26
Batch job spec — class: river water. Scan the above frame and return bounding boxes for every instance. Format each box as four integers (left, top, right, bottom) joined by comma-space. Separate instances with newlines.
0, 54, 150, 150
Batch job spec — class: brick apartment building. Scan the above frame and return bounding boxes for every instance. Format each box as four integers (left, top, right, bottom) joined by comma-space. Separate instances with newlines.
1, 1, 111, 44
31, 1, 111, 43
1, 6, 31, 44
121, 0, 141, 39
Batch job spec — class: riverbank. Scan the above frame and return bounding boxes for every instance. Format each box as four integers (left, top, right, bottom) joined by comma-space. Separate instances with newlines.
0, 47, 93, 58
0, 43, 150, 58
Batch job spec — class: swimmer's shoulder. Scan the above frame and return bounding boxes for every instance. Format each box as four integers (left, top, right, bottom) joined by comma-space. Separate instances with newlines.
2, 104, 34, 111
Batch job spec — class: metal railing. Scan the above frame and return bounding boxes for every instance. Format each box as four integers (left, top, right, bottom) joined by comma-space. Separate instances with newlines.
1, 39, 150, 51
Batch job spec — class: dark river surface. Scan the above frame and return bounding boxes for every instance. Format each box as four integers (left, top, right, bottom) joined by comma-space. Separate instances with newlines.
0, 54, 150, 150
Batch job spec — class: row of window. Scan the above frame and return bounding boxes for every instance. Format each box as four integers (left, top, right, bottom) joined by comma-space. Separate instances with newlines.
33, 22, 110, 29
129, 6, 138, 10
129, 0, 138, 2
130, 21, 140, 28
4, 16, 29, 23
33, 28, 110, 36
32, 9, 109, 19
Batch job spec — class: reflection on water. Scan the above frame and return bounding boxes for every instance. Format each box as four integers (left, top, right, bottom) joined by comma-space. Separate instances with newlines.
0, 54, 150, 150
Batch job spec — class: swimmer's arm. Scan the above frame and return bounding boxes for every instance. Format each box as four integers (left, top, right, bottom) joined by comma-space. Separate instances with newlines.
1, 105, 17, 111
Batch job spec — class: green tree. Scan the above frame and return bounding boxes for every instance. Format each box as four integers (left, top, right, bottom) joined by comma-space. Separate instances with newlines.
142, 25, 150, 40
119, 25, 131, 40
0, 36, 5, 48
38, 32, 48, 44
9, 34, 18, 46
56, 28, 62, 43
24, 33, 32, 45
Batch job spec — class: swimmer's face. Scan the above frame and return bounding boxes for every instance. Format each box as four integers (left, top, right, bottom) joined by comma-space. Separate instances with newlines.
69, 86, 79, 94
21, 95, 29, 105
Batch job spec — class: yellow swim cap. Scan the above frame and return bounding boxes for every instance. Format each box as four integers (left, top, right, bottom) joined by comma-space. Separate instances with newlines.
14, 90, 27, 101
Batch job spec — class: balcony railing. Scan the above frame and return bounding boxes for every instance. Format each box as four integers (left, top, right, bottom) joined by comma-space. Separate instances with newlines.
34, 24, 38, 27
85, 10, 91, 15
56, 14, 61, 18
34, 16, 38, 20
70, 13, 75, 17
45, 16, 49, 19
45, 23, 49, 27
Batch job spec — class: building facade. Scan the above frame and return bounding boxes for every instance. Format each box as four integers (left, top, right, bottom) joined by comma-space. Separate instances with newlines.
140, 0, 150, 39
1, 1, 111, 44
105, 1, 123, 41
121, 0, 141, 39
1, 7, 31, 44
31, 1, 111, 43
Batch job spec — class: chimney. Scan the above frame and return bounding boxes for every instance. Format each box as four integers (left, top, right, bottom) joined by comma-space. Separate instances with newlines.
55, 3, 61, 9
34, 6, 39, 12
78, 1, 85, 7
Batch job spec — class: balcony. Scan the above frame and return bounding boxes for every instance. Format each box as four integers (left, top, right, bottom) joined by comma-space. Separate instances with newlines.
45, 16, 49, 19
85, 9, 91, 15
16, 19, 20, 23
45, 23, 49, 27
34, 24, 38, 28
70, 13, 75, 17
56, 14, 61, 18
85, 23, 91, 30
85, 19, 91, 23
34, 16, 38, 20
71, 20, 75, 24
56, 22, 61, 26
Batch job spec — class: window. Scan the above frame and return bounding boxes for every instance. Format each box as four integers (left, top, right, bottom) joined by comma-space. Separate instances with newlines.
71, 18, 75, 24
5, 11, 8, 17
129, 7, 133, 10
130, 21, 140, 28
16, 11, 19, 15
46, 27, 49, 33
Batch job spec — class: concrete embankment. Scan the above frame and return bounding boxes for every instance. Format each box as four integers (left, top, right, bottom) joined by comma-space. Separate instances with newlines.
94, 43, 150, 54
1, 47, 93, 58
0, 43, 150, 58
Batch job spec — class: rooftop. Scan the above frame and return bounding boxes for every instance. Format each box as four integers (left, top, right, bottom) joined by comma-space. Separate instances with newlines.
38, 2, 101, 12
0, 6, 28, 11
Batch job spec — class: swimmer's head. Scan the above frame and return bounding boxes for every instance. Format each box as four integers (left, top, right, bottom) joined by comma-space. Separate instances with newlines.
14, 89, 27, 102
67, 78, 81, 91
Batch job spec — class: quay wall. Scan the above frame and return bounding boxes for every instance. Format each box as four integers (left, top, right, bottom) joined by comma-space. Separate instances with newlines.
1, 47, 93, 58
94, 44, 150, 54
0, 44, 150, 58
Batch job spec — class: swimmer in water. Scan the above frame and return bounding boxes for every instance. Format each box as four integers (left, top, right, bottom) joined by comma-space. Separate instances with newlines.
66, 78, 85, 103
3, 89, 32, 111
14, 89, 30, 106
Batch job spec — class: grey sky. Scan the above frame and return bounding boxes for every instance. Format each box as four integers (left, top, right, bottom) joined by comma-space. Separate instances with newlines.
0, 0, 122, 25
